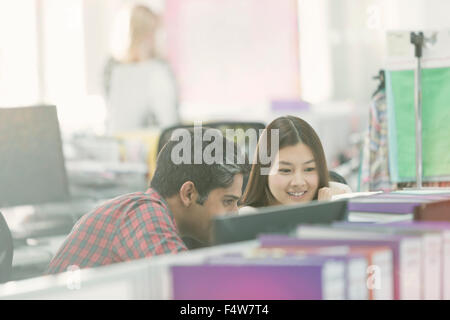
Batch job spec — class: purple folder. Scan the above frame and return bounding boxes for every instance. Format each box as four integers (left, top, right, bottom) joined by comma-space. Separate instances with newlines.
347, 201, 423, 214
207, 252, 367, 300
347, 192, 450, 214
171, 255, 342, 300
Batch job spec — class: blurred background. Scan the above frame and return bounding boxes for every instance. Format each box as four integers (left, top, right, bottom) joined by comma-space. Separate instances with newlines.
1, 0, 450, 281
2, 0, 450, 171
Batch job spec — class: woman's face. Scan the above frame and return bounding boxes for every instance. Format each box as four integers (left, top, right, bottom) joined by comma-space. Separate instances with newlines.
267, 143, 319, 205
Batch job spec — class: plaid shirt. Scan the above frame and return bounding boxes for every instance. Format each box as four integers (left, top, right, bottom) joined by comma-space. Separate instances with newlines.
46, 188, 187, 274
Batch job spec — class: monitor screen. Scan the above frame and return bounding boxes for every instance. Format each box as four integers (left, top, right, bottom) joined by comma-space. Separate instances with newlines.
212, 200, 348, 245
0, 105, 70, 207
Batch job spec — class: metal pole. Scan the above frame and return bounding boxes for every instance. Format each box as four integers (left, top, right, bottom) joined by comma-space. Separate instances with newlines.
410, 32, 424, 189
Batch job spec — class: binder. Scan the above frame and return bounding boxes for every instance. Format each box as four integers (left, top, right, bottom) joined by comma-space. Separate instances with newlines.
259, 236, 399, 300
390, 221, 450, 299
332, 222, 442, 299
294, 226, 422, 299
386, 67, 450, 182
256, 241, 391, 300
235, 246, 368, 300
171, 255, 346, 300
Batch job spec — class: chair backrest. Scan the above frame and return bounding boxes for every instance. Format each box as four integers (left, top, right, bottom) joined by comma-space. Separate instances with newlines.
0, 211, 13, 283
156, 121, 266, 192
329, 170, 348, 185
157, 121, 267, 154
157, 122, 349, 192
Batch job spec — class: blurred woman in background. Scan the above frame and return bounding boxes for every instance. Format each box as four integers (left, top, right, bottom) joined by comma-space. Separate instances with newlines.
104, 4, 179, 134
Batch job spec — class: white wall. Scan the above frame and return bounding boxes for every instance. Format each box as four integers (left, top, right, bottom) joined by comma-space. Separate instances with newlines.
3, 0, 450, 132
0, 1, 39, 107
38, 0, 450, 123
297, 0, 333, 104
298, 0, 450, 107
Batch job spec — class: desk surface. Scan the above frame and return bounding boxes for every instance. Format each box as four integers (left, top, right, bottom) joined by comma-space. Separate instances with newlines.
12, 235, 68, 280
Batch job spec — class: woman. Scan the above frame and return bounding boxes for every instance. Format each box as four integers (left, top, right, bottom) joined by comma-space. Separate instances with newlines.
104, 5, 179, 134
240, 116, 350, 210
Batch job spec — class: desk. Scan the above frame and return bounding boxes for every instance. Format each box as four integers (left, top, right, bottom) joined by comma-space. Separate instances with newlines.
2, 199, 100, 281
12, 235, 67, 281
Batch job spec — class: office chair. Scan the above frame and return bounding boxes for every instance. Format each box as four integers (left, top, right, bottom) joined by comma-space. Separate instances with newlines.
329, 170, 348, 185
157, 121, 266, 154
156, 121, 266, 191
0, 211, 13, 283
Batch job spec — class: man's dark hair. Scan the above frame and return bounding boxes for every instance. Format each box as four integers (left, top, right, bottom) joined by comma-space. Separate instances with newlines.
151, 127, 248, 204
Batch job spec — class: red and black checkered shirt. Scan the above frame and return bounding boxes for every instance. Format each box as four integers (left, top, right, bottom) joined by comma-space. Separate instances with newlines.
46, 188, 187, 274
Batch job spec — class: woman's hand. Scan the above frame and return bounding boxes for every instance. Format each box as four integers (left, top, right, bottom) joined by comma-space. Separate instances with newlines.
318, 182, 352, 200
318, 187, 333, 200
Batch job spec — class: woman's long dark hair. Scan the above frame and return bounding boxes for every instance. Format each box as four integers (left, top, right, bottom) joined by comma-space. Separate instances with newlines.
241, 116, 329, 208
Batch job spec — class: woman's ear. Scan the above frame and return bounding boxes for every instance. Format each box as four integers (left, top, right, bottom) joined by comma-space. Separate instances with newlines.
179, 181, 197, 207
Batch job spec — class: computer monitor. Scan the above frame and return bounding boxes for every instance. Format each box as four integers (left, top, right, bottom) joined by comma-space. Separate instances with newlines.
0, 105, 70, 208
212, 200, 348, 245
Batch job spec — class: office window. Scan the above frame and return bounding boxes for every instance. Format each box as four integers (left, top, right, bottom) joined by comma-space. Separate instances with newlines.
42, 0, 106, 134
0, 0, 39, 107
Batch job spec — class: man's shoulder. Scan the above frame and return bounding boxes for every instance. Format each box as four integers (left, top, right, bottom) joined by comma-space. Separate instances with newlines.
107, 189, 177, 235
107, 189, 167, 211
82, 189, 168, 222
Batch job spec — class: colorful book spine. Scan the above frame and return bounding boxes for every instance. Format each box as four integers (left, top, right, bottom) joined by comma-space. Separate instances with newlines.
331, 221, 442, 300
348, 246, 394, 300
261, 232, 420, 300
389, 221, 450, 300
348, 201, 423, 214
258, 236, 394, 300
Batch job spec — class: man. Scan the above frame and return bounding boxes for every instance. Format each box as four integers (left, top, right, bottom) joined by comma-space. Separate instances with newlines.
46, 128, 246, 274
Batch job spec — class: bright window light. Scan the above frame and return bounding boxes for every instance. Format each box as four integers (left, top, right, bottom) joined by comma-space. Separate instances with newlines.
0, 0, 39, 107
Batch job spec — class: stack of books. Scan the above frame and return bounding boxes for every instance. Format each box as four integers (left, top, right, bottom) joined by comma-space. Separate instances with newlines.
341, 190, 450, 223
167, 222, 450, 300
